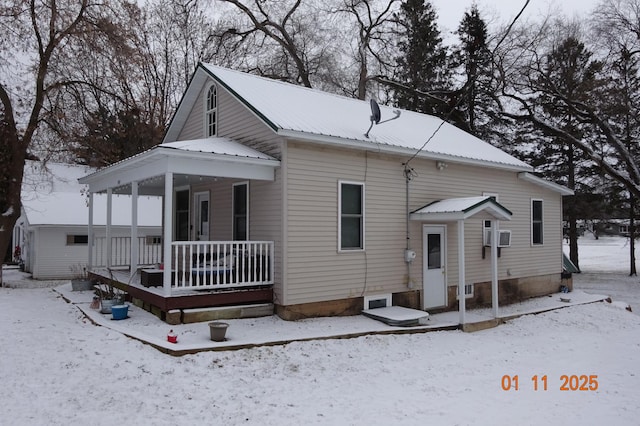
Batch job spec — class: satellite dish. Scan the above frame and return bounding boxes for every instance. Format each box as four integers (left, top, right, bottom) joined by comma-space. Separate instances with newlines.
364, 99, 401, 138
370, 99, 381, 124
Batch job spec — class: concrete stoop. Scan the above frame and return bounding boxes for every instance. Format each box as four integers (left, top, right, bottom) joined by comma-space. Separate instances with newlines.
461, 318, 503, 332
175, 303, 275, 324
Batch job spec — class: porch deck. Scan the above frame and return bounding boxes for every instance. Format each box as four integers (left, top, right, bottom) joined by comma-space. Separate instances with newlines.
90, 267, 272, 320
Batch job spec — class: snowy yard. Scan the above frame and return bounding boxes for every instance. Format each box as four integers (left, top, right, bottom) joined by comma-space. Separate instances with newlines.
1, 236, 639, 425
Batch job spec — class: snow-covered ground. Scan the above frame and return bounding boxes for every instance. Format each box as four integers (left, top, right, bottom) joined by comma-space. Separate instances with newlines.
566, 234, 640, 315
1, 237, 639, 425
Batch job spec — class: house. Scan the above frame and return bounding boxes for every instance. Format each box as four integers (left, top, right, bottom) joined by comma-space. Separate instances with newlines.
79, 64, 572, 325
15, 161, 162, 280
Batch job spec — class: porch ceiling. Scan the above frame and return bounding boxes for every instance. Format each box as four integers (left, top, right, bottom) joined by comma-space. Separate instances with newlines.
78, 138, 280, 195
410, 196, 512, 222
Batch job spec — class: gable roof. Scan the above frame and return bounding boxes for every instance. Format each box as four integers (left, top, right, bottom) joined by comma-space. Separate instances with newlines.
21, 161, 161, 227
165, 63, 533, 172
410, 196, 513, 221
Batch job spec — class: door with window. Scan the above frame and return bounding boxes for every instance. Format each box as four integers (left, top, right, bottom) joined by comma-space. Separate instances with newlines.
194, 191, 210, 241
423, 225, 447, 309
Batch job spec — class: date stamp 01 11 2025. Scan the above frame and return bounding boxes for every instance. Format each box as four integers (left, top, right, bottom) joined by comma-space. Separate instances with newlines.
501, 375, 599, 392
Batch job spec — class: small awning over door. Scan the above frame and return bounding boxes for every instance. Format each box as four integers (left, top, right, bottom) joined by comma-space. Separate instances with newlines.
410, 196, 512, 222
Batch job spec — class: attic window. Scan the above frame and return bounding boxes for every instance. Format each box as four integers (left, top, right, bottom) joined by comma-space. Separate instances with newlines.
205, 84, 217, 137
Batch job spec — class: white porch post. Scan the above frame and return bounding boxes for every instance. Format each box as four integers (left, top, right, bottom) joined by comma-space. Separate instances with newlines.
106, 188, 113, 268
458, 219, 466, 325
130, 181, 139, 278
88, 191, 94, 270
163, 172, 173, 296
491, 220, 499, 318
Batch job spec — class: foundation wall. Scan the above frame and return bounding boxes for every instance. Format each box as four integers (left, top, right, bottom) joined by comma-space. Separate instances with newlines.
275, 273, 571, 319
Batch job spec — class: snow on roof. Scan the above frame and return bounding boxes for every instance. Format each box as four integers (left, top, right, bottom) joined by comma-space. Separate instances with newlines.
21, 161, 161, 226
410, 196, 512, 221
161, 137, 275, 160
415, 196, 496, 214
201, 64, 532, 171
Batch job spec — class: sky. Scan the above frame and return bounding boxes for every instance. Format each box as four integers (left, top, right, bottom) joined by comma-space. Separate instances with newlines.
433, 0, 602, 37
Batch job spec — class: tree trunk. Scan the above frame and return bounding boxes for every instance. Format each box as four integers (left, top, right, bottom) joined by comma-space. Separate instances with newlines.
567, 144, 580, 271
630, 194, 636, 276
0, 128, 27, 286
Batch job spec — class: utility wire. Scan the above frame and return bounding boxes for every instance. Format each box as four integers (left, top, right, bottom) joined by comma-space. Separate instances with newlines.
404, 0, 530, 168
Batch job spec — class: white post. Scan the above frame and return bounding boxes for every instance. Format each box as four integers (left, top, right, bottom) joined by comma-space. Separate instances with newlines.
163, 173, 173, 296
130, 181, 139, 278
491, 220, 499, 318
458, 219, 466, 326
88, 191, 94, 270
106, 188, 113, 268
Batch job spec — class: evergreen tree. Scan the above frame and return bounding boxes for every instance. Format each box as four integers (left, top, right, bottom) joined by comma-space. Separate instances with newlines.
602, 46, 640, 275
532, 36, 604, 270
393, 0, 451, 117
72, 107, 164, 167
450, 4, 494, 138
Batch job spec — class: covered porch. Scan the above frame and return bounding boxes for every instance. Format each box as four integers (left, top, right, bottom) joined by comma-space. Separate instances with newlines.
79, 138, 280, 320
410, 196, 513, 329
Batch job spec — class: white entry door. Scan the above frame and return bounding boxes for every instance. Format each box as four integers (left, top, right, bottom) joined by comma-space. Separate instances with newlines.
194, 191, 210, 241
423, 225, 447, 309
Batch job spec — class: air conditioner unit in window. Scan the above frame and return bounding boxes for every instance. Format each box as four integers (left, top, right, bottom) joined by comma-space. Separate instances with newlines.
483, 229, 512, 247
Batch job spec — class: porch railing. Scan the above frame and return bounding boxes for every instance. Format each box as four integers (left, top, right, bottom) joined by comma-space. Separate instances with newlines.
93, 236, 163, 268
172, 241, 274, 290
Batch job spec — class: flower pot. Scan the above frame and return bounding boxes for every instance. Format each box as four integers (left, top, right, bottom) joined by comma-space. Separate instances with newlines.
100, 299, 117, 314
111, 304, 129, 320
208, 322, 229, 342
71, 279, 93, 291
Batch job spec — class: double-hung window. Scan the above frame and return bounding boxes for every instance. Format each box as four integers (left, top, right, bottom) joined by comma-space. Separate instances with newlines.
233, 182, 248, 241
532, 199, 543, 245
339, 181, 364, 251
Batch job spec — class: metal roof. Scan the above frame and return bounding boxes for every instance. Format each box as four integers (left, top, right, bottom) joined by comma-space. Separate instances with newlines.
410, 196, 513, 222
187, 64, 533, 172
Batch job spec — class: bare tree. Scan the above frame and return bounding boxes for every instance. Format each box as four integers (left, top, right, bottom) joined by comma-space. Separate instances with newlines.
215, 0, 334, 88
331, 0, 401, 100
497, 16, 640, 199
0, 0, 121, 284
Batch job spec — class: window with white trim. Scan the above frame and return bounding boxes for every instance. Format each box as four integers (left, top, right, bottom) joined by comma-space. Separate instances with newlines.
456, 284, 474, 299
205, 84, 217, 137
233, 182, 248, 241
532, 199, 543, 245
339, 181, 364, 251
482, 193, 499, 245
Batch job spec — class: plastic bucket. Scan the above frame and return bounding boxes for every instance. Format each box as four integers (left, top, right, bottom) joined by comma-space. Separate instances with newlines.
208, 322, 229, 342
111, 304, 129, 320
100, 299, 116, 314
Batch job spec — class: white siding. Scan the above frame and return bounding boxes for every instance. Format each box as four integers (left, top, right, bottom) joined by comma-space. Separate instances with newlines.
285, 142, 564, 306
30, 226, 161, 280
177, 79, 283, 159
187, 171, 284, 299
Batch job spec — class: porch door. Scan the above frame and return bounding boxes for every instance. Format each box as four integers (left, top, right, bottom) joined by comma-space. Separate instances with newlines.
194, 191, 210, 241
423, 225, 447, 309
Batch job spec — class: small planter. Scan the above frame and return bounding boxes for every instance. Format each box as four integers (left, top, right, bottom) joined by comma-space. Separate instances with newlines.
208, 322, 229, 342
71, 279, 93, 291
100, 299, 117, 314
111, 304, 129, 320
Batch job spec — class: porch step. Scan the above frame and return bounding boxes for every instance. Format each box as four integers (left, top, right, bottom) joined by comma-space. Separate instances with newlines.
181, 303, 274, 324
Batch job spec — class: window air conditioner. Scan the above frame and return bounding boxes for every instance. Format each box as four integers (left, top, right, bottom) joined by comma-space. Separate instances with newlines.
483, 229, 512, 247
